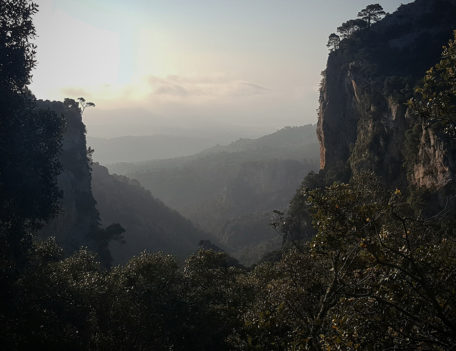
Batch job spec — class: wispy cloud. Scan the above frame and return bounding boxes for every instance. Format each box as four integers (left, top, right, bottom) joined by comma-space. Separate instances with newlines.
148, 75, 269, 98
61, 87, 91, 98
59, 74, 270, 107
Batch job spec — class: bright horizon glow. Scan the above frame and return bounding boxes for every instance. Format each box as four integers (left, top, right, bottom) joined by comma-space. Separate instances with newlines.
31, 0, 413, 140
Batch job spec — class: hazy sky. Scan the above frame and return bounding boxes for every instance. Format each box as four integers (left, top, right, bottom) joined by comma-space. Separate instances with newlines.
31, 0, 412, 139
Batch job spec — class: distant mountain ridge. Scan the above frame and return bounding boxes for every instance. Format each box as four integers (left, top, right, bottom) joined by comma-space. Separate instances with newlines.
201, 125, 318, 155
109, 125, 320, 264
88, 134, 225, 164
111, 125, 318, 173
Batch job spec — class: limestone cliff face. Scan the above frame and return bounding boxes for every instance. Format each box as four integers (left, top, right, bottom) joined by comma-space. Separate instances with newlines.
318, 0, 456, 188
39, 99, 99, 253
413, 127, 455, 188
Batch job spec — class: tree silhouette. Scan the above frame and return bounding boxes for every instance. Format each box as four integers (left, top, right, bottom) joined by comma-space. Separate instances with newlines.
358, 4, 386, 27
327, 33, 340, 51
0, 0, 64, 251
0, 0, 38, 95
77, 97, 96, 115
337, 19, 367, 39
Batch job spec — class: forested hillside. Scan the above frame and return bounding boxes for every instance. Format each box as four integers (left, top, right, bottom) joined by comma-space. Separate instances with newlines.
91, 163, 212, 264
110, 125, 319, 264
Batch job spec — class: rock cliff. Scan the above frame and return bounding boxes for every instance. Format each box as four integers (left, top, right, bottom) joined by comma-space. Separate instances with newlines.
39, 99, 99, 253
38, 98, 213, 264
318, 0, 456, 189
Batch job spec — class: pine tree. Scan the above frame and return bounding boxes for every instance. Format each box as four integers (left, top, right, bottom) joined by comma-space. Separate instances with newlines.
357, 4, 386, 27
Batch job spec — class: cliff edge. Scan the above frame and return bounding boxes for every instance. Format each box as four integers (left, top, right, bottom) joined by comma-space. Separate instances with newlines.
318, 0, 456, 189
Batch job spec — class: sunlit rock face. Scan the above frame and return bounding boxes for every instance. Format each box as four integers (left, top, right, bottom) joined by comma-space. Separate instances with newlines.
318, 0, 456, 188
39, 99, 99, 253
413, 127, 455, 189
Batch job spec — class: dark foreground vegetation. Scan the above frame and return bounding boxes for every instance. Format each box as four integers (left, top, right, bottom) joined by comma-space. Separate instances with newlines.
2, 173, 456, 350
1, 1, 456, 350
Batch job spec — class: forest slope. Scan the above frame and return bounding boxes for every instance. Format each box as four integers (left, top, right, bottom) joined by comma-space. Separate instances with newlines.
109, 125, 319, 264
91, 163, 212, 264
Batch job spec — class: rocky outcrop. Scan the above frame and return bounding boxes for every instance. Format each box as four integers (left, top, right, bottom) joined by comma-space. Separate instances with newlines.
39, 99, 210, 263
318, 0, 456, 188
413, 127, 455, 188
39, 99, 99, 253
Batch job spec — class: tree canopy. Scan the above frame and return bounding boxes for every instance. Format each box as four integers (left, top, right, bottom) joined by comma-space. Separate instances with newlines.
330, 4, 386, 47
0, 0, 64, 256
337, 19, 367, 39
0, 0, 38, 95
327, 33, 340, 52
357, 4, 386, 27
409, 31, 456, 138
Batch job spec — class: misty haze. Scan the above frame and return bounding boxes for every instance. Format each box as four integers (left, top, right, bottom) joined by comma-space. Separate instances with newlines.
2, 0, 456, 349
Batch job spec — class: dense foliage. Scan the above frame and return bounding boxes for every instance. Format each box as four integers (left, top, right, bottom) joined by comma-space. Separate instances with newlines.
403, 31, 456, 201
3, 173, 456, 350
0, 0, 64, 249
327, 4, 386, 50
0, 0, 64, 346
263, 174, 456, 350
409, 31, 456, 138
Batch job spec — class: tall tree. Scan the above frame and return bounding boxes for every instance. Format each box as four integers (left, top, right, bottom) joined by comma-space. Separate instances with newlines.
0, 3, 65, 347
0, 0, 64, 260
358, 4, 386, 27
0, 0, 37, 96
327, 33, 340, 52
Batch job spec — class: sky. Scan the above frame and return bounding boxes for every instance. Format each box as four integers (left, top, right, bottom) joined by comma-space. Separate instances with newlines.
31, 0, 412, 140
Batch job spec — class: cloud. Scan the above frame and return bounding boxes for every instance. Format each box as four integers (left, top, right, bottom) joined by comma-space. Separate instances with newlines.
55, 74, 274, 116
154, 84, 189, 97
148, 75, 269, 99
230, 81, 269, 97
